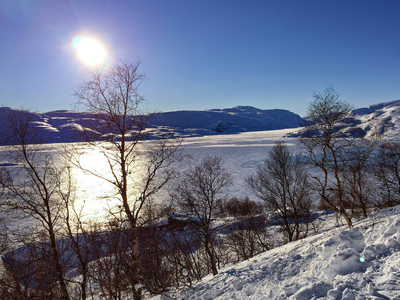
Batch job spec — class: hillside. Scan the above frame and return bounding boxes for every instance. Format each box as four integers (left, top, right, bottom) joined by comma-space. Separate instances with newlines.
350, 99, 400, 140
0, 106, 304, 144
148, 106, 304, 137
169, 206, 400, 300
292, 99, 400, 140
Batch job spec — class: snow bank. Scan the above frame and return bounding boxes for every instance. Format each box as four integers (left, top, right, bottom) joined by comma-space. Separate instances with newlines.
171, 206, 400, 299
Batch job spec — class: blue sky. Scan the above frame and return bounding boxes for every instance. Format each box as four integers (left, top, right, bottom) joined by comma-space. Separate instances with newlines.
1, 0, 400, 116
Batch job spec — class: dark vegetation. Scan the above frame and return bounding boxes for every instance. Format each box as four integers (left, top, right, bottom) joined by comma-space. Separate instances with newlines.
0, 63, 398, 299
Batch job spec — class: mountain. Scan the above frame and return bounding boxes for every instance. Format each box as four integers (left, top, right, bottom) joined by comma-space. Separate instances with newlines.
147, 106, 304, 137
173, 206, 400, 300
0, 106, 304, 144
349, 99, 400, 140
293, 99, 400, 140
3, 99, 400, 145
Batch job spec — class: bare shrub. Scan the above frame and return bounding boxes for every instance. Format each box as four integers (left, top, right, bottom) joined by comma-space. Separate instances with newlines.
226, 215, 272, 262
222, 197, 264, 218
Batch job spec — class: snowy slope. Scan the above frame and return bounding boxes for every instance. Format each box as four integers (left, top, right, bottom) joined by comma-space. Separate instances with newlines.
0, 108, 91, 144
294, 99, 400, 140
350, 99, 400, 140
170, 206, 400, 300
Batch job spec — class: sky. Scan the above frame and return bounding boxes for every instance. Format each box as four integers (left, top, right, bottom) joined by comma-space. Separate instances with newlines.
1, 0, 400, 117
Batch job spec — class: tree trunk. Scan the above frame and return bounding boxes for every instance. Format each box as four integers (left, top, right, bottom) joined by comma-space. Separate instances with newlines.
342, 212, 353, 228
49, 227, 69, 300
205, 235, 218, 275
295, 216, 300, 241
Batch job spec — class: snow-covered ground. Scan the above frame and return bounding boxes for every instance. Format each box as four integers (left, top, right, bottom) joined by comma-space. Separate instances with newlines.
146, 125, 400, 299
154, 206, 400, 300
3, 99, 400, 299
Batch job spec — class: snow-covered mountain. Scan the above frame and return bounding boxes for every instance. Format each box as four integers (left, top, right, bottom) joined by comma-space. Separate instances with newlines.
349, 99, 400, 140
0, 106, 304, 144
293, 99, 400, 140
2, 99, 400, 145
148, 106, 304, 137
170, 206, 400, 300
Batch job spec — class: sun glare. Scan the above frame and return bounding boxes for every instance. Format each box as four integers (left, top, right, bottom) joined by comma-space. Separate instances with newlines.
73, 36, 107, 67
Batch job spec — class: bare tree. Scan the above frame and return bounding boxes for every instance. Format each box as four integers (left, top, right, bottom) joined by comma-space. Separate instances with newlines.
72, 61, 182, 299
217, 197, 271, 261
341, 140, 378, 218
162, 227, 206, 285
299, 86, 357, 228
57, 165, 93, 300
86, 221, 133, 300
373, 142, 400, 208
175, 156, 232, 276
0, 109, 71, 299
225, 217, 272, 262
0, 110, 111, 299
247, 141, 312, 242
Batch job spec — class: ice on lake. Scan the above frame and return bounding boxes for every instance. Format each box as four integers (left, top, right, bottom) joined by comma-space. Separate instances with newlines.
0, 128, 298, 220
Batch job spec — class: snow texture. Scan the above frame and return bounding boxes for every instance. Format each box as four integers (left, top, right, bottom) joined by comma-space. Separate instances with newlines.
167, 206, 400, 299
349, 99, 400, 140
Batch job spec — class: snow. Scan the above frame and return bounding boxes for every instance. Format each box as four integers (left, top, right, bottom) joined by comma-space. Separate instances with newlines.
350, 99, 400, 140
161, 207, 400, 299
0, 106, 304, 144
179, 129, 298, 199
3, 100, 400, 298
4, 99, 400, 144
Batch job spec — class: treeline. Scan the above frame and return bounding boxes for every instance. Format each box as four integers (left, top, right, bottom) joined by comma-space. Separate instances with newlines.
0, 62, 399, 299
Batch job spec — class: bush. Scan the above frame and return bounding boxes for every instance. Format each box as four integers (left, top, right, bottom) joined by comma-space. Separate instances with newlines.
221, 197, 264, 218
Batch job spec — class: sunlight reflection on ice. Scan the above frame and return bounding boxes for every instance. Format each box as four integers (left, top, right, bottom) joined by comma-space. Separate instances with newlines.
69, 145, 119, 222
0, 129, 300, 224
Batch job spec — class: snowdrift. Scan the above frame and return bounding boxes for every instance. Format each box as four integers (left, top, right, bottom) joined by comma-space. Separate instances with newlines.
175, 206, 400, 299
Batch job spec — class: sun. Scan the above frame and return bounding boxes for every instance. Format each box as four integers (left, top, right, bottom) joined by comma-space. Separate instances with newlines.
73, 36, 107, 67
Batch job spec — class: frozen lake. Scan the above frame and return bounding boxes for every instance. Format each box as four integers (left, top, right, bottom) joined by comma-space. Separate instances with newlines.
180, 129, 299, 199
0, 128, 300, 220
